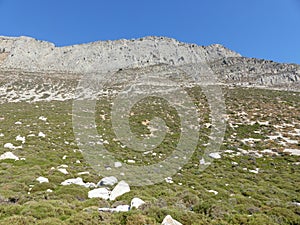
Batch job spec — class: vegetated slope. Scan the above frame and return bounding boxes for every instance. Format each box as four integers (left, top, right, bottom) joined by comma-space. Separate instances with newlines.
0, 36, 299, 224
0, 87, 299, 224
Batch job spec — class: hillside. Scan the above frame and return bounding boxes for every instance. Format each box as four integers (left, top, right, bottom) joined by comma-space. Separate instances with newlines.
0, 36, 299, 224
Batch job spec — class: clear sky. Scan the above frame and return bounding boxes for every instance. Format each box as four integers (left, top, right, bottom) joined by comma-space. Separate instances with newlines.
0, 0, 300, 64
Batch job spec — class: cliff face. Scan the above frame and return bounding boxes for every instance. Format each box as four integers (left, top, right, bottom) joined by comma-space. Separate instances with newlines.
0, 36, 240, 73
0, 36, 299, 103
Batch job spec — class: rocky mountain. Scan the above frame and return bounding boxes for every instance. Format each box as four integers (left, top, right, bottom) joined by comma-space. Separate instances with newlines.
0, 36, 299, 103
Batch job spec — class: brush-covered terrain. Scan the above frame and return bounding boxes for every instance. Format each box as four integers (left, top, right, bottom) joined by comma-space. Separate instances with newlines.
0, 86, 299, 225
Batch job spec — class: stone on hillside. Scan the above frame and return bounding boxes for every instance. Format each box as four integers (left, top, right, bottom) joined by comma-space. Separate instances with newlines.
61, 177, 96, 188
98, 204, 130, 212
88, 188, 110, 200
207, 190, 218, 195
165, 177, 173, 184
109, 180, 130, 201
4, 143, 16, 149
38, 132, 46, 137
0, 152, 19, 161
16, 135, 25, 143
97, 176, 118, 186
39, 116, 47, 121
57, 168, 69, 174
114, 205, 130, 212
161, 215, 182, 225
199, 157, 211, 165
36, 176, 49, 183
114, 161, 122, 168
131, 197, 145, 209
209, 152, 221, 159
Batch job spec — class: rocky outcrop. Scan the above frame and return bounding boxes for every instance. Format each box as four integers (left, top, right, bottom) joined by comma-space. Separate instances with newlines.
0, 35, 299, 102
0, 36, 240, 73
210, 57, 300, 90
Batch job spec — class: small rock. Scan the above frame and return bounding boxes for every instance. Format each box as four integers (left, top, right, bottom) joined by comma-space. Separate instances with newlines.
4, 143, 16, 150
249, 168, 259, 174
291, 202, 300, 207
114, 162, 122, 168
165, 177, 173, 184
199, 157, 211, 165
88, 188, 110, 199
109, 180, 130, 201
131, 197, 145, 209
97, 176, 118, 186
114, 204, 130, 212
162, 215, 182, 225
39, 116, 47, 121
0, 152, 19, 161
77, 171, 90, 175
36, 176, 49, 183
98, 204, 130, 212
61, 177, 96, 188
38, 132, 46, 137
209, 152, 221, 159
57, 168, 68, 174
98, 207, 112, 212
16, 135, 26, 143
207, 190, 218, 195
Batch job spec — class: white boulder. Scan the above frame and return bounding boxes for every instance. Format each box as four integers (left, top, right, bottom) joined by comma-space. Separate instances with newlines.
4, 143, 16, 149
114, 204, 130, 212
61, 177, 96, 188
16, 135, 26, 143
131, 197, 145, 209
38, 132, 46, 137
0, 152, 19, 161
209, 152, 221, 159
97, 176, 118, 186
57, 168, 69, 174
36, 176, 49, 183
98, 204, 130, 212
88, 188, 110, 200
109, 180, 130, 201
162, 215, 182, 225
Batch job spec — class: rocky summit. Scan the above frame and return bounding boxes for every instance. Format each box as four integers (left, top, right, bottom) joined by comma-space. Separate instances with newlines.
0, 36, 299, 103
0, 36, 299, 224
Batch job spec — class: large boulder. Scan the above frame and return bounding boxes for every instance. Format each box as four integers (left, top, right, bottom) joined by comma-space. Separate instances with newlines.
109, 180, 130, 201
162, 215, 182, 225
97, 176, 118, 186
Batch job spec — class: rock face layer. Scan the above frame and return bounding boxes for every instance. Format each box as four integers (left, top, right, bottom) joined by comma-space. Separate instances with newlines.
0, 36, 240, 73
0, 35, 299, 104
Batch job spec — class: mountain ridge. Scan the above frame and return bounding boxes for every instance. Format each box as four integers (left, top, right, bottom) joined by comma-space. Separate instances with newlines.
0, 35, 299, 93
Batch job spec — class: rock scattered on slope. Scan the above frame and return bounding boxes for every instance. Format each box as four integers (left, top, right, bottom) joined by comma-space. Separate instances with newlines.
97, 176, 118, 186
88, 188, 110, 200
0, 152, 19, 161
36, 176, 49, 183
161, 215, 182, 225
130, 197, 145, 209
98, 197, 145, 212
209, 152, 221, 159
61, 177, 96, 188
99, 204, 130, 212
109, 180, 130, 201
4, 143, 21, 150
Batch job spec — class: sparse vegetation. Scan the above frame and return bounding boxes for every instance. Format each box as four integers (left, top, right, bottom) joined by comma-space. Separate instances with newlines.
0, 87, 299, 224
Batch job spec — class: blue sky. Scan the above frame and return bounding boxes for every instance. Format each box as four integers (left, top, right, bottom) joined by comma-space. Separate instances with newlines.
0, 0, 300, 64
